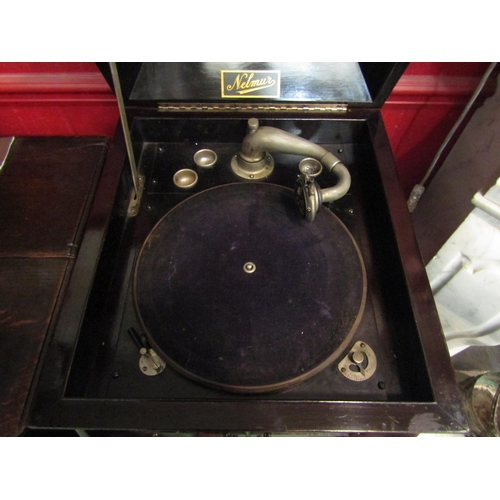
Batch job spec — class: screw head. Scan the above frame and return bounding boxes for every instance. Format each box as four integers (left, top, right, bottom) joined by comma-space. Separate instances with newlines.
244, 262, 256, 274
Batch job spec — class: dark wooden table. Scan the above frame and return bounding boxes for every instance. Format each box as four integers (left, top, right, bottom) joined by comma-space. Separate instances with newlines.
0, 137, 108, 436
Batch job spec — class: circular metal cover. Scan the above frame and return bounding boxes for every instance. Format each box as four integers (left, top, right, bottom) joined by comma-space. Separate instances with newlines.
173, 169, 198, 189
133, 183, 366, 393
193, 149, 217, 168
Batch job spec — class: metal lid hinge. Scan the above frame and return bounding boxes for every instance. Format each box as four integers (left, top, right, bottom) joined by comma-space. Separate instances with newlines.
157, 103, 349, 114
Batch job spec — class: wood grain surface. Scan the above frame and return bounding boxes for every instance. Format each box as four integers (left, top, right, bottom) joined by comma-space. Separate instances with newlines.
0, 137, 108, 435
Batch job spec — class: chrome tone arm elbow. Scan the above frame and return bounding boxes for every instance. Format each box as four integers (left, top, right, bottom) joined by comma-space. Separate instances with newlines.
239, 119, 328, 162
318, 152, 351, 203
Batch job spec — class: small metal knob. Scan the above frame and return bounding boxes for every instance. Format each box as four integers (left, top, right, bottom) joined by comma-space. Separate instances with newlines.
247, 118, 259, 134
352, 351, 364, 365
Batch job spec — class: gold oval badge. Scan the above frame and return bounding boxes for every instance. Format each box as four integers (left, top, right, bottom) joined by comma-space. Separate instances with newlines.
221, 70, 280, 98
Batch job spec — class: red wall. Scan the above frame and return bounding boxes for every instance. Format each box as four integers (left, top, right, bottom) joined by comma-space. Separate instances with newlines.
0, 62, 493, 197
0, 63, 119, 137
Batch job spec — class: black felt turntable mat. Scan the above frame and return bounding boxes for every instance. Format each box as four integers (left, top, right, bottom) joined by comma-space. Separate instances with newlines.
133, 183, 366, 392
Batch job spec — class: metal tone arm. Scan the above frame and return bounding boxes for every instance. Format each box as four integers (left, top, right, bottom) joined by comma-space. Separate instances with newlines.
232, 119, 351, 221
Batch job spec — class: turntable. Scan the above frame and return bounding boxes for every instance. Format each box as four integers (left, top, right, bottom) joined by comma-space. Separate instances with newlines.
27, 63, 468, 435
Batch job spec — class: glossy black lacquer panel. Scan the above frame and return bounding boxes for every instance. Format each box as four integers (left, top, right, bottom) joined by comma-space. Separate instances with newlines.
129, 63, 372, 103
99, 63, 406, 109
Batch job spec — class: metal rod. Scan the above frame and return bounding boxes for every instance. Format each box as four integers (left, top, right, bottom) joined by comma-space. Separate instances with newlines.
109, 62, 139, 194
408, 63, 497, 213
0, 137, 15, 171
421, 62, 497, 186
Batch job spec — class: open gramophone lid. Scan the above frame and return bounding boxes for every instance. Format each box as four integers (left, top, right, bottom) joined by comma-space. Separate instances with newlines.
133, 183, 366, 393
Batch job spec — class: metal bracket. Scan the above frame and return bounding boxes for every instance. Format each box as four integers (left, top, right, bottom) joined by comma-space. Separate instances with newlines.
139, 347, 166, 376
338, 341, 377, 381
127, 327, 166, 376
127, 175, 145, 217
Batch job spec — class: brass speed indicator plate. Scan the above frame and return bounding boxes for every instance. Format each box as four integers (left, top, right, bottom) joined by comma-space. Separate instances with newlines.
338, 341, 377, 381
